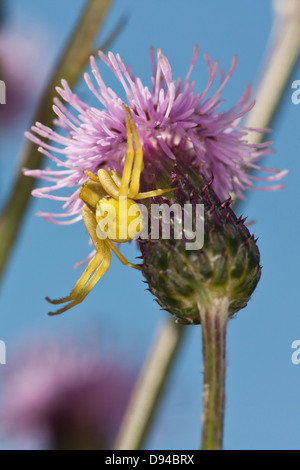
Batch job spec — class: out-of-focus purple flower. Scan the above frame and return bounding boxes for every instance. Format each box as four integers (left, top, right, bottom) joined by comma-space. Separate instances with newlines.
0, 24, 49, 129
1, 342, 134, 450
25, 47, 287, 225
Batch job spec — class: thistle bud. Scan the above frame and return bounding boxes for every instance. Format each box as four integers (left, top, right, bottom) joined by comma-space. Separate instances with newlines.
139, 163, 261, 325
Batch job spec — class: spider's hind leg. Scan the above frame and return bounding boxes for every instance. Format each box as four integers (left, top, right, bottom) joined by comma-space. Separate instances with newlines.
48, 247, 111, 316
46, 248, 106, 306
105, 239, 141, 271
46, 205, 111, 315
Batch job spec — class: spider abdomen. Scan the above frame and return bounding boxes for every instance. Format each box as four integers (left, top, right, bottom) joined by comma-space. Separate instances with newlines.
96, 197, 143, 243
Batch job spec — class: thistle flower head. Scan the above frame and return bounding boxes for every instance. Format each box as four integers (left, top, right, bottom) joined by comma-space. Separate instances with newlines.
1, 343, 133, 449
140, 163, 262, 324
25, 47, 287, 226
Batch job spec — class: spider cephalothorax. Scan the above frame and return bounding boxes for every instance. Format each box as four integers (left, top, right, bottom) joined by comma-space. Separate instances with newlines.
47, 105, 175, 315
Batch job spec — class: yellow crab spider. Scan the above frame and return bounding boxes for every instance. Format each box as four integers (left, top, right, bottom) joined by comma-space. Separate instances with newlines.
46, 104, 175, 316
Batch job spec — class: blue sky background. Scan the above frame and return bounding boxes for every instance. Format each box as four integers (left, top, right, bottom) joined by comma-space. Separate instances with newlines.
0, 0, 299, 450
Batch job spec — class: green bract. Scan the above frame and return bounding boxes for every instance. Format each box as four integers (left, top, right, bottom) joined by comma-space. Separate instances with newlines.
140, 163, 261, 325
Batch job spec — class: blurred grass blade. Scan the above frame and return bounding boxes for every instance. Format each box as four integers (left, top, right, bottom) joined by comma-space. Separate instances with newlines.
0, 0, 114, 280
114, 320, 186, 450
0, 0, 6, 27
92, 14, 127, 56
246, 0, 300, 144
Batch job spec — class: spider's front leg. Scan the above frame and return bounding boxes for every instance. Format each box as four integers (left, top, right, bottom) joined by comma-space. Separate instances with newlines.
84, 169, 123, 201
122, 105, 176, 200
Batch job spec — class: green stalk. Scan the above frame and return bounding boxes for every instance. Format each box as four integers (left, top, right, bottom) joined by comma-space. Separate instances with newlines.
0, 0, 113, 280
200, 2, 300, 448
199, 300, 228, 451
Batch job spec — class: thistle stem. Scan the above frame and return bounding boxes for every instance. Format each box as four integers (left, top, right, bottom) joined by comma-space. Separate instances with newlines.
199, 299, 229, 451
114, 320, 185, 450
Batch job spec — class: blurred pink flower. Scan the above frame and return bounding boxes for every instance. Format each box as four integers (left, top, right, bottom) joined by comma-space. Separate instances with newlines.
1, 341, 134, 450
0, 23, 49, 129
